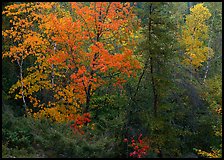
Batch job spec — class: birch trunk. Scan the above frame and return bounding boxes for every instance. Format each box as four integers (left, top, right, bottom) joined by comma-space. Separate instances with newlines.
17, 58, 27, 113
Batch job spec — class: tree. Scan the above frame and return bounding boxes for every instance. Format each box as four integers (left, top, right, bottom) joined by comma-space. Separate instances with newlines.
2, 2, 52, 113
202, 2, 222, 81
43, 2, 141, 113
194, 75, 222, 158
124, 2, 184, 157
2, 2, 141, 121
179, 3, 213, 68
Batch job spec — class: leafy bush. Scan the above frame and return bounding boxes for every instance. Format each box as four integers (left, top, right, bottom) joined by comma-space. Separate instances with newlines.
2, 102, 127, 158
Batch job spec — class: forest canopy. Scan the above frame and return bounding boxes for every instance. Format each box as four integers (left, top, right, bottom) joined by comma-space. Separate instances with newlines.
2, 2, 222, 158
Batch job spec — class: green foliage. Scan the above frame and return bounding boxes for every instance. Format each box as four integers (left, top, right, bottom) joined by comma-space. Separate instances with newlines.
193, 75, 222, 158
2, 109, 34, 149
2, 101, 126, 158
204, 75, 222, 111
2, 143, 38, 158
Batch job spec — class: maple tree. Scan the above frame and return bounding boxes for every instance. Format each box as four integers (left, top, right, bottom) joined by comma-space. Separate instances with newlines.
41, 2, 141, 113
2, 2, 141, 121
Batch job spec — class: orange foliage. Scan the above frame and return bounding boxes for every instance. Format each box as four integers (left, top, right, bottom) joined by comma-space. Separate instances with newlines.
68, 113, 91, 135
43, 2, 141, 105
3, 2, 141, 120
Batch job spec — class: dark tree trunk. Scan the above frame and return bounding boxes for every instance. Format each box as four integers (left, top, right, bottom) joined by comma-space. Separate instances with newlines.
148, 4, 158, 117
150, 57, 158, 117
84, 85, 91, 113
84, 5, 105, 113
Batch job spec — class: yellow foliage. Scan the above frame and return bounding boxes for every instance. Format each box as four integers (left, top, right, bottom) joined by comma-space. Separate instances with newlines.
179, 3, 214, 68
32, 103, 81, 123
195, 148, 222, 158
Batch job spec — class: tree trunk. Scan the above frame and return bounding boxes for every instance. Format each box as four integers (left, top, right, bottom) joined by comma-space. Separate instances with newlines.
203, 10, 216, 82
132, 54, 150, 99
17, 58, 27, 114
84, 8, 103, 113
150, 57, 158, 117
148, 4, 158, 117
51, 43, 56, 87
84, 85, 91, 113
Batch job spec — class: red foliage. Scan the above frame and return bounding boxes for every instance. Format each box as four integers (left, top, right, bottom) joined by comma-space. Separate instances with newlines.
68, 113, 91, 135
124, 133, 150, 158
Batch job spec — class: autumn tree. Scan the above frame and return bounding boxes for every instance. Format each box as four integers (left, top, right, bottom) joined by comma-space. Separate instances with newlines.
2, 3, 81, 121
2, 2, 141, 121
42, 2, 141, 113
2, 2, 53, 113
179, 3, 213, 68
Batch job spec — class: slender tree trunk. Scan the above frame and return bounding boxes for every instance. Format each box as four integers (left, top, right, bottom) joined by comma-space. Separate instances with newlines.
84, 51, 98, 113
85, 85, 91, 113
203, 61, 209, 82
51, 64, 54, 87
148, 4, 158, 117
132, 54, 150, 99
51, 43, 56, 87
84, 3, 112, 113
84, 6, 103, 113
17, 58, 27, 114
150, 57, 158, 117
203, 10, 216, 83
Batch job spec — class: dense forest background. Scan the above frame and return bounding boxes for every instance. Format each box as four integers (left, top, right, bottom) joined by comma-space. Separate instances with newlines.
2, 2, 222, 158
